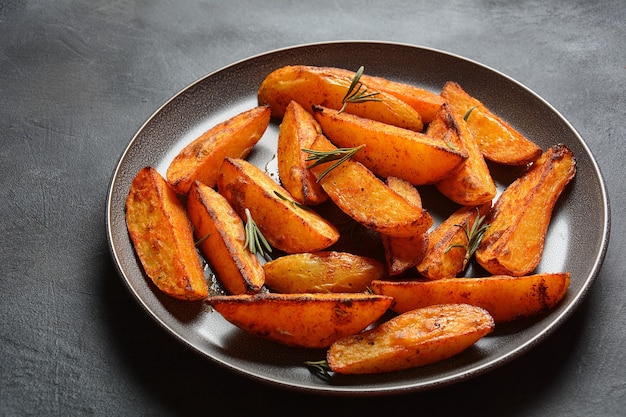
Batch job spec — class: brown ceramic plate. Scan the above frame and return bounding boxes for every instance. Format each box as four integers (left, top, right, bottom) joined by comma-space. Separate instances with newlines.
106, 41, 610, 395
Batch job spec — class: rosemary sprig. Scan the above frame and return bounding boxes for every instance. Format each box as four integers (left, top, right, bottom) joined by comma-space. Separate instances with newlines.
303, 144, 365, 182
274, 191, 311, 211
304, 360, 333, 381
445, 207, 490, 271
194, 232, 211, 246
463, 105, 478, 121
243, 208, 272, 259
339, 66, 381, 113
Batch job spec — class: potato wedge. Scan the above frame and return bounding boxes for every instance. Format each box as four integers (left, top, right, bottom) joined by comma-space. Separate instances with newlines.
125, 166, 208, 300
476, 144, 576, 276
217, 157, 339, 254
207, 292, 393, 348
258, 65, 424, 131
441, 81, 541, 165
380, 177, 430, 275
277, 100, 328, 205
312, 105, 467, 185
187, 181, 264, 295
327, 303, 494, 374
330, 68, 445, 124
307, 134, 432, 238
416, 203, 491, 280
263, 251, 386, 293
434, 101, 497, 206
371, 272, 570, 323
166, 105, 270, 194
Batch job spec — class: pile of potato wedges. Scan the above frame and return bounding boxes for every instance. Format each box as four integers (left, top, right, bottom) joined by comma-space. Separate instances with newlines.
125, 65, 576, 376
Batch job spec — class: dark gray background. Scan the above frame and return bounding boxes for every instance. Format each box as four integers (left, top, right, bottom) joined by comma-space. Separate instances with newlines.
1, 0, 624, 415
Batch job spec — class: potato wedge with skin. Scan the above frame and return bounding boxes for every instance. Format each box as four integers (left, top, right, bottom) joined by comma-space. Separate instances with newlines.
217, 157, 339, 254
125, 167, 208, 300
416, 203, 491, 280
441, 81, 541, 165
371, 272, 570, 323
263, 251, 386, 294
277, 101, 328, 205
380, 177, 430, 275
258, 65, 424, 131
207, 292, 393, 348
434, 102, 497, 206
307, 135, 432, 238
327, 303, 494, 374
476, 144, 576, 276
312, 105, 467, 185
166, 105, 270, 194
320, 66, 445, 124
187, 181, 264, 295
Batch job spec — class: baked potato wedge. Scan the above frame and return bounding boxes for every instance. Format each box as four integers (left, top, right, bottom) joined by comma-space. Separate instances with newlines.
207, 292, 393, 348
307, 134, 432, 238
263, 251, 386, 294
217, 157, 339, 254
371, 272, 570, 323
166, 105, 270, 194
277, 100, 328, 205
380, 177, 430, 275
476, 144, 576, 276
187, 181, 264, 295
434, 101, 497, 206
258, 65, 424, 131
125, 166, 208, 300
327, 303, 494, 374
312, 105, 467, 185
441, 81, 541, 165
416, 203, 491, 280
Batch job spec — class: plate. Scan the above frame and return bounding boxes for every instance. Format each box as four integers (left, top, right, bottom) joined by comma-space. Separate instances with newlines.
106, 41, 610, 395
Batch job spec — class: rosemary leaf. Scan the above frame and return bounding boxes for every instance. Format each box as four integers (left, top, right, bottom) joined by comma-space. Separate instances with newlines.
303, 144, 365, 183
445, 207, 490, 271
244, 208, 272, 259
463, 106, 478, 121
338, 66, 381, 113
304, 360, 333, 381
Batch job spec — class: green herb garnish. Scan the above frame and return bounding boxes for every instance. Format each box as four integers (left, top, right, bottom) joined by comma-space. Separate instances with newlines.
463, 106, 478, 121
445, 207, 490, 271
339, 66, 381, 113
303, 144, 365, 183
243, 208, 272, 259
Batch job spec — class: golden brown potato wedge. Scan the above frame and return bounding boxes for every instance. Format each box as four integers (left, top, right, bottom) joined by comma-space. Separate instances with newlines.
307, 135, 432, 238
434, 102, 497, 206
371, 272, 570, 323
416, 203, 491, 280
125, 166, 208, 300
258, 65, 424, 131
476, 144, 576, 276
217, 157, 339, 254
380, 177, 430, 275
312, 105, 467, 185
441, 81, 541, 165
207, 292, 393, 348
277, 100, 328, 205
263, 251, 386, 293
186, 181, 264, 295
166, 105, 270, 194
327, 303, 494, 374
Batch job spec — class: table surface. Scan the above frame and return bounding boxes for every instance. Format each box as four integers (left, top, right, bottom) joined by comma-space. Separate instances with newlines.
1, 1, 624, 415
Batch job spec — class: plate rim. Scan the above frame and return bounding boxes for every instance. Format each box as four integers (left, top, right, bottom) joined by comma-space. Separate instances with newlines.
106, 40, 611, 395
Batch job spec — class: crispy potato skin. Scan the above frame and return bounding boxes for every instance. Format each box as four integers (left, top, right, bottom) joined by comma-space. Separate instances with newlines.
125, 167, 208, 300
476, 144, 576, 276
217, 157, 339, 253
441, 81, 541, 165
417, 203, 492, 280
327, 304, 494, 374
313, 105, 467, 185
263, 251, 386, 293
258, 65, 424, 131
166, 106, 270, 194
308, 135, 432, 238
380, 177, 430, 275
186, 181, 264, 295
277, 101, 328, 205
434, 102, 497, 206
207, 293, 393, 348
371, 272, 570, 323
